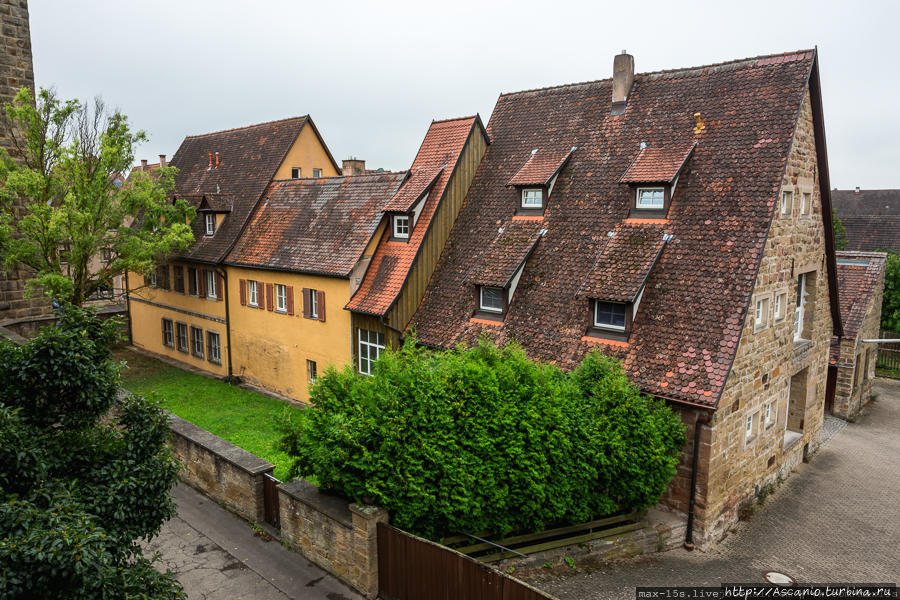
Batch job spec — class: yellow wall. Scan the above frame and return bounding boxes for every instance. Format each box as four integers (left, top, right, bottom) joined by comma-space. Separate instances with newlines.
226, 265, 353, 403
127, 264, 228, 376
273, 123, 339, 180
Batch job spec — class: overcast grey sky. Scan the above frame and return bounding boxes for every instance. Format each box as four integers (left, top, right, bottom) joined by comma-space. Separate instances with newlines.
29, 0, 899, 188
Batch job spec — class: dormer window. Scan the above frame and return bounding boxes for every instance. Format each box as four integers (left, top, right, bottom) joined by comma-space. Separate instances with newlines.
636, 187, 665, 210
479, 286, 504, 313
594, 301, 626, 331
521, 189, 544, 209
393, 214, 410, 239
204, 213, 216, 236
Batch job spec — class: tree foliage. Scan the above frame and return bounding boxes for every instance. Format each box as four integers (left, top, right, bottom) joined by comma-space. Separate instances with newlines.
0, 307, 184, 599
0, 87, 195, 305
882, 251, 900, 332
279, 338, 686, 539
832, 209, 847, 251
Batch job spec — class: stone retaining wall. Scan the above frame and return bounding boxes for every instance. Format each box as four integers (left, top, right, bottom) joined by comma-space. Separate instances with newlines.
278, 479, 387, 599
168, 414, 274, 523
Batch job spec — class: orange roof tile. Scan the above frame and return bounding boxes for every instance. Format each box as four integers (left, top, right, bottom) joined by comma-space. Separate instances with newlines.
507, 148, 574, 187
619, 143, 696, 184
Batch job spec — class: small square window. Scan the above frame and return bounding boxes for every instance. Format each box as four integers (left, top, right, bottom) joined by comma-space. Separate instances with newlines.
594, 301, 626, 331
393, 215, 410, 238
247, 280, 258, 307
307, 359, 317, 383
755, 297, 769, 330
205, 213, 216, 236
207, 331, 221, 365
191, 326, 204, 358
521, 189, 543, 208
636, 187, 664, 209
313, 168, 322, 178
291, 167, 301, 179
275, 283, 287, 313
781, 191, 793, 216
479, 286, 504, 313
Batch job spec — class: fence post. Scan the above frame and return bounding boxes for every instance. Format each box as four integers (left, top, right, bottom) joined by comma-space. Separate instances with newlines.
349, 504, 389, 599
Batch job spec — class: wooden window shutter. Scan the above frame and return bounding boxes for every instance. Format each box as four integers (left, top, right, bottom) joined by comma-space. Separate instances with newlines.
266, 283, 274, 311
188, 268, 196, 295
198, 270, 206, 298
286, 286, 295, 315
216, 274, 224, 301
257, 280, 264, 309
302, 288, 311, 318
161, 319, 166, 345
317, 290, 326, 322
239, 279, 247, 305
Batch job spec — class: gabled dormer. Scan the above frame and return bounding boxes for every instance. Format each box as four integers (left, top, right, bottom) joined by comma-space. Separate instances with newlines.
619, 143, 696, 219
469, 222, 545, 321
507, 147, 575, 216
576, 224, 671, 341
383, 166, 444, 241
196, 193, 233, 237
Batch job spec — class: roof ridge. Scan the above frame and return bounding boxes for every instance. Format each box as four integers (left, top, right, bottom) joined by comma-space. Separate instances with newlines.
184, 115, 309, 139
500, 48, 815, 98
270, 171, 409, 183
430, 115, 478, 125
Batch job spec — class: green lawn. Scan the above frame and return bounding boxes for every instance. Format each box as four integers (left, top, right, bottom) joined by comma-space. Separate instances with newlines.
114, 347, 302, 480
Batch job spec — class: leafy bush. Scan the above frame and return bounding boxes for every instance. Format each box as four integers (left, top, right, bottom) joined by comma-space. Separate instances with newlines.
279, 338, 686, 539
882, 251, 900, 332
0, 306, 184, 599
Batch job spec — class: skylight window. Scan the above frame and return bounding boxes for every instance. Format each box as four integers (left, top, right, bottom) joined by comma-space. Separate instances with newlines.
521, 189, 543, 208
636, 187, 665, 209
594, 301, 626, 331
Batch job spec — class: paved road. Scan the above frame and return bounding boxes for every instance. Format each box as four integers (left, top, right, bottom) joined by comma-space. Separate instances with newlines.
524, 378, 900, 599
143, 483, 361, 600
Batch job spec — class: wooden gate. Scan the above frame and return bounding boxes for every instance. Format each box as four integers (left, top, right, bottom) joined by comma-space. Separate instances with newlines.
377, 523, 556, 600
876, 330, 900, 375
263, 473, 280, 528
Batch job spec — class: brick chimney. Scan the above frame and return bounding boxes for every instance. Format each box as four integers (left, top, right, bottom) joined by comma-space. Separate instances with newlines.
611, 50, 634, 115
159, 154, 166, 168
215, 152, 220, 168
342, 158, 366, 176
140, 159, 148, 170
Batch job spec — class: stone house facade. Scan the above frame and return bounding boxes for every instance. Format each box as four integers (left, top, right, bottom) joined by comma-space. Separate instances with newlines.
829, 251, 886, 419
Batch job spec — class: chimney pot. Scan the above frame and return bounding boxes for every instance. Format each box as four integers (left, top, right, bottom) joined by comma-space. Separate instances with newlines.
208, 152, 213, 170
215, 152, 220, 168
140, 159, 148, 170
855, 186, 860, 194
159, 154, 167, 168
611, 51, 635, 115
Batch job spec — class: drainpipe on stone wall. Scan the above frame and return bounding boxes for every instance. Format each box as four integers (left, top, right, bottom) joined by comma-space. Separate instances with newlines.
217, 266, 233, 378
124, 272, 133, 344
684, 408, 712, 551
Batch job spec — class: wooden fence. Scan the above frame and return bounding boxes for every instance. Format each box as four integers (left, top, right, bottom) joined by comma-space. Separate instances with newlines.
377, 523, 556, 600
877, 330, 900, 374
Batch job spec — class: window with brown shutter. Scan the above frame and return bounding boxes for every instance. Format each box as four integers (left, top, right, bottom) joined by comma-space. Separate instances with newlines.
266, 283, 274, 311
302, 288, 311, 318
188, 268, 197, 295
256, 280, 264, 309
216, 274, 224, 302
174, 266, 185, 293
316, 290, 326, 322
286, 286, 295, 315
239, 279, 247, 305
198, 269, 206, 298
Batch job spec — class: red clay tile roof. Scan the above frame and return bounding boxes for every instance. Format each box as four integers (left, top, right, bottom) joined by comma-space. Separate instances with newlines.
507, 148, 574, 187
225, 172, 407, 277
469, 221, 544, 287
383, 167, 443, 212
346, 116, 481, 316
196, 194, 234, 213
577, 223, 668, 302
169, 116, 312, 264
835, 251, 887, 339
410, 49, 824, 409
619, 143, 696, 184
837, 216, 900, 253
832, 189, 900, 218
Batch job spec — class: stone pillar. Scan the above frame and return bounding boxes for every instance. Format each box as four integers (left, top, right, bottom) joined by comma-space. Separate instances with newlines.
349, 503, 389, 599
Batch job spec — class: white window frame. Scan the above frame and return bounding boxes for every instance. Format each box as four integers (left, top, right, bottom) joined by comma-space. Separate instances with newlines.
204, 213, 216, 236
521, 188, 543, 208
191, 326, 204, 359
205, 270, 217, 299
745, 413, 755, 441
207, 331, 221, 365
149, 270, 158, 288
307, 359, 317, 383
312, 168, 322, 178
479, 286, 504, 313
801, 192, 811, 215
636, 187, 665, 210
593, 300, 626, 332
310, 289, 318, 319
247, 280, 258, 307
358, 329, 385, 376
794, 274, 808, 342
393, 215, 410, 239
781, 190, 793, 217
275, 283, 287, 313
765, 402, 774, 428
774, 292, 786, 321
755, 296, 770, 331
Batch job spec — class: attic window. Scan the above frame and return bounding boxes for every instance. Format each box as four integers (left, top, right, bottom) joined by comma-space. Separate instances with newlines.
291, 167, 301, 179
636, 187, 665, 210
594, 301, 626, 331
204, 213, 216, 236
313, 168, 322, 178
479, 286, 504, 313
521, 189, 543, 209
393, 215, 410, 239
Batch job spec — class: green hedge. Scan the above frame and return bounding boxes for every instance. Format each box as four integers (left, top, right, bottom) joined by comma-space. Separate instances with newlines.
279, 338, 686, 539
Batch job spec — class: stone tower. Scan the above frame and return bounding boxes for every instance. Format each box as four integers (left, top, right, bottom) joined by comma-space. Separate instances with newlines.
0, 0, 46, 321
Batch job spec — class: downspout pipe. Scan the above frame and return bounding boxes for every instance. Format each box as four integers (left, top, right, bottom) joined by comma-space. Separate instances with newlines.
217, 266, 234, 379
124, 272, 133, 344
684, 408, 712, 550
